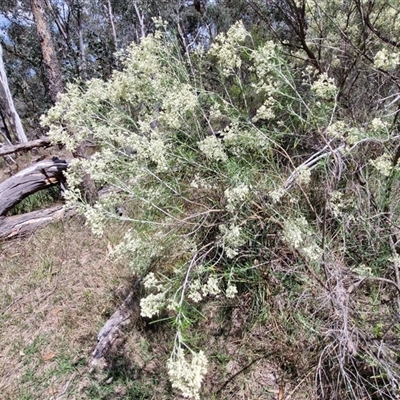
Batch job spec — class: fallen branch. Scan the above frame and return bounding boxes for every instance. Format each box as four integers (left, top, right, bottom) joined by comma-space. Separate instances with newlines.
0, 204, 75, 239
0, 158, 69, 216
90, 278, 141, 368
0, 137, 52, 156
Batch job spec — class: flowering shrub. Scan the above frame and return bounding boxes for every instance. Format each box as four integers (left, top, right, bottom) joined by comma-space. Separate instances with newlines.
42, 17, 400, 399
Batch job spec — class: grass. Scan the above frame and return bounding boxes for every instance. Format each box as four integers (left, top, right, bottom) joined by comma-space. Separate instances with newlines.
2, 189, 399, 399
0, 217, 130, 399
0, 215, 311, 399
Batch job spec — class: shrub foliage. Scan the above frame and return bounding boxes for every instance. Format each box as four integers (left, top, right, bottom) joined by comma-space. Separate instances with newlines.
43, 12, 400, 399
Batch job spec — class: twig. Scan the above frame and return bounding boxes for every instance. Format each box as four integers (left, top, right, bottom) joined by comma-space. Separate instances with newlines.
55, 372, 76, 399
2, 295, 23, 315
216, 353, 274, 394
39, 276, 59, 303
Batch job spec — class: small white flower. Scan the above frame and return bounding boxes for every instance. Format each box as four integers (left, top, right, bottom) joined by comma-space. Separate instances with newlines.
226, 284, 238, 298
202, 276, 221, 296
283, 219, 304, 249
225, 184, 249, 212
374, 48, 400, 70
140, 292, 166, 318
369, 154, 393, 177
370, 118, 387, 133
197, 136, 227, 162
167, 348, 208, 400
269, 187, 285, 204
188, 280, 203, 303
188, 290, 203, 303
311, 72, 337, 99
295, 166, 311, 186
219, 223, 245, 259
143, 272, 160, 290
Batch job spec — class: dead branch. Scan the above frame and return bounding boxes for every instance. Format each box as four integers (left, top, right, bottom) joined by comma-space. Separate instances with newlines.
90, 278, 141, 368
0, 137, 52, 156
0, 158, 69, 216
0, 204, 75, 239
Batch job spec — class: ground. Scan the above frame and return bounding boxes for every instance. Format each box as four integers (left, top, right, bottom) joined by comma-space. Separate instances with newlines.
0, 153, 313, 399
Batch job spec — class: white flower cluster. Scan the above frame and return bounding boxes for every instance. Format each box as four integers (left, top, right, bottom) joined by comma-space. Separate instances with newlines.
167, 348, 208, 399
329, 191, 344, 218
352, 263, 373, 278
251, 41, 277, 81
269, 186, 286, 204
251, 41, 280, 96
209, 21, 249, 76
295, 166, 311, 186
161, 84, 198, 129
311, 72, 337, 99
374, 48, 400, 70
140, 271, 169, 318
225, 184, 250, 213
190, 174, 216, 190
84, 205, 106, 236
225, 284, 238, 298
112, 229, 162, 274
143, 272, 165, 291
369, 117, 388, 134
252, 97, 276, 122
140, 292, 166, 318
369, 153, 393, 177
147, 133, 168, 172
283, 217, 322, 262
197, 135, 227, 162
283, 218, 305, 249
326, 121, 362, 144
188, 276, 221, 303
326, 120, 347, 140
219, 223, 245, 259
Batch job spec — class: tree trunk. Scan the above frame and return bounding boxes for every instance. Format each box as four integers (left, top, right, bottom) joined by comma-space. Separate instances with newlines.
76, 3, 87, 78
107, 0, 118, 50
132, 1, 146, 41
31, 0, 63, 104
0, 44, 28, 143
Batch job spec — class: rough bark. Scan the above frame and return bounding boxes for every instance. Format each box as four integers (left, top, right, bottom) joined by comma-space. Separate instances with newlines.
0, 44, 28, 143
0, 205, 74, 240
0, 137, 52, 156
90, 278, 141, 368
0, 158, 69, 216
31, 0, 63, 104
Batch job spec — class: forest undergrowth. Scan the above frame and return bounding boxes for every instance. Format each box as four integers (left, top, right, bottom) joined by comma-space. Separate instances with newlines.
3, 7, 400, 399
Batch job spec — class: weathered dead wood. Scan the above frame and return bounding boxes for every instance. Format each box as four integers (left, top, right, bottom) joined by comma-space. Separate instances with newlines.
0, 205, 75, 239
90, 279, 141, 368
0, 137, 52, 156
0, 158, 69, 216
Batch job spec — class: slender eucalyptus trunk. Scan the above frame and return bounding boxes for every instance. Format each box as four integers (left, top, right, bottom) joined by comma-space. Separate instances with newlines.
0, 44, 28, 143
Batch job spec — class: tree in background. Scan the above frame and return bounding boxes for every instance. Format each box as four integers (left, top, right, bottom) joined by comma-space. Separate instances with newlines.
30, 0, 63, 104
0, 43, 27, 143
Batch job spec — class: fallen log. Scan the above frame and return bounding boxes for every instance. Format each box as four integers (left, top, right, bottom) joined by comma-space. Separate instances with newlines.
90, 278, 142, 369
0, 158, 69, 216
0, 137, 52, 157
0, 205, 75, 239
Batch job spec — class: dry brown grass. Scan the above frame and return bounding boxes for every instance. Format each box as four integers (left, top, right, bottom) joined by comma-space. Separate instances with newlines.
0, 215, 313, 399
0, 216, 130, 399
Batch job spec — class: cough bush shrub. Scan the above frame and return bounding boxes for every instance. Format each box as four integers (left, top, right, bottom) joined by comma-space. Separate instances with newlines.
42, 19, 400, 399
